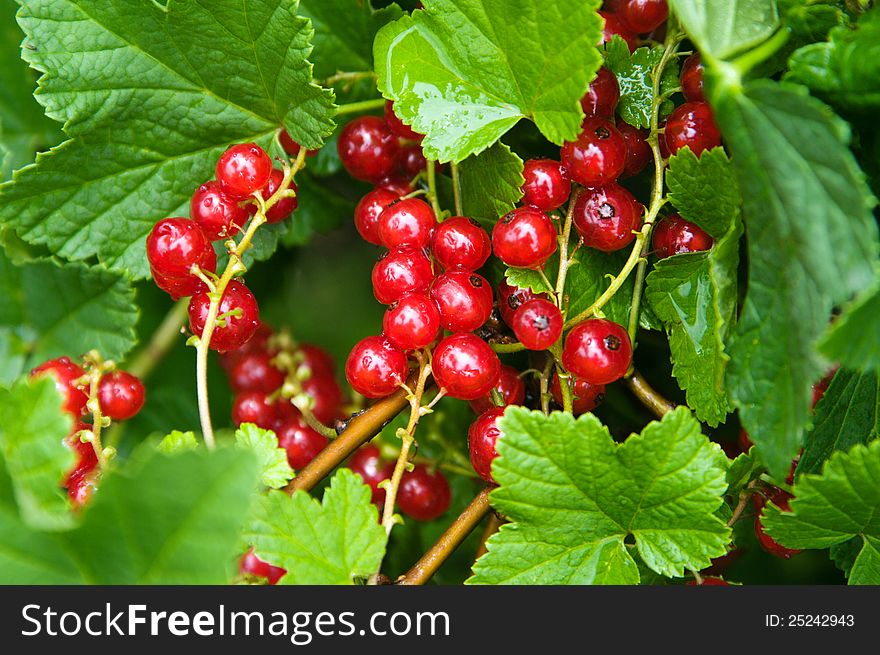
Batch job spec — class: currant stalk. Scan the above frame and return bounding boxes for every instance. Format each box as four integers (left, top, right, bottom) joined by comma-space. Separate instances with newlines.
193, 149, 306, 449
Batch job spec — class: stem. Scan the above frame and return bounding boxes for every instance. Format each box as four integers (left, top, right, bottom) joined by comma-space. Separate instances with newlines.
335, 98, 386, 115
284, 372, 425, 494
475, 511, 502, 560
324, 71, 377, 87
625, 369, 676, 419
450, 161, 463, 216
490, 341, 526, 354
564, 35, 680, 331
727, 486, 755, 527
539, 356, 554, 415
85, 369, 108, 469
126, 299, 188, 380
554, 190, 580, 305
397, 486, 493, 585
426, 160, 442, 217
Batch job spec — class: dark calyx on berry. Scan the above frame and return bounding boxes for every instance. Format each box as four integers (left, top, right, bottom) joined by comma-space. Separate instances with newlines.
561, 118, 627, 188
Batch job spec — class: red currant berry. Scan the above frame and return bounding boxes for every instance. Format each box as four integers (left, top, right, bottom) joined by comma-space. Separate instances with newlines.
469, 365, 525, 415
346, 335, 408, 398
276, 415, 328, 469
497, 281, 548, 327
147, 218, 216, 281
812, 368, 837, 408
432, 333, 501, 400
66, 426, 98, 478
338, 116, 400, 183
562, 319, 632, 385
382, 292, 441, 351
348, 444, 390, 505
581, 67, 620, 118
396, 144, 428, 178
273, 397, 300, 426
97, 371, 145, 421
228, 350, 285, 394
430, 216, 491, 271
686, 576, 729, 586
561, 118, 627, 188
511, 298, 563, 351
151, 269, 207, 300
377, 177, 414, 197
300, 374, 343, 426
279, 130, 318, 158
430, 271, 494, 333
573, 184, 643, 252
355, 188, 399, 246
31, 357, 88, 417
66, 468, 97, 507
384, 100, 422, 141
599, 10, 638, 50
754, 490, 801, 559
188, 280, 260, 352
372, 248, 434, 305
232, 391, 277, 430
550, 374, 606, 415
294, 344, 336, 380
190, 181, 249, 241
215, 143, 272, 200
652, 213, 714, 258
680, 54, 705, 103
492, 206, 557, 269
663, 102, 722, 156
468, 407, 505, 483
377, 197, 436, 250
521, 159, 572, 212
219, 322, 274, 372
259, 169, 298, 223
240, 548, 286, 585
397, 464, 451, 521
621, 0, 668, 33
617, 120, 651, 178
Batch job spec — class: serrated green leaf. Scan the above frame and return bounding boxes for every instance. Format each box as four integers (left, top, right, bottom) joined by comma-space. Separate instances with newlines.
763, 440, 880, 584
646, 149, 741, 426
458, 141, 523, 225
712, 80, 878, 479
665, 147, 741, 239
726, 448, 763, 493
374, 0, 603, 162
0, 249, 138, 379
669, 0, 780, 60
787, 6, 880, 111
469, 407, 730, 584
157, 430, 199, 454
504, 267, 553, 295
819, 276, 880, 372
0, 0, 63, 180
301, 0, 403, 79
235, 423, 294, 489
565, 247, 633, 326
603, 38, 679, 129
63, 447, 259, 584
779, 0, 847, 46
244, 469, 387, 584
799, 369, 879, 475
0, 377, 74, 530
1, 0, 335, 278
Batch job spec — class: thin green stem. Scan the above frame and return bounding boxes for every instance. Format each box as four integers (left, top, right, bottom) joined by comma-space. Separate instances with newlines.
426, 160, 442, 217
450, 161, 463, 216
490, 341, 526, 354
126, 299, 188, 380
335, 98, 386, 115
324, 71, 377, 87
554, 190, 580, 307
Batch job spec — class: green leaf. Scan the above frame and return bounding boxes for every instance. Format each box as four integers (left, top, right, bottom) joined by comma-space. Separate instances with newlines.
235, 423, 294, 489
565, 247, 633, 327
374, 0, 603, 162
505, 267, 553, 295
157, 430, 199, 454
603, 38, 680, 129
799, 369, 879, 475
763, 440, 880, 584
0, 377, 74, 530
819, 276, 880, 372
0, 0, 63, 179
646, 148, 742, 426
1, 0, 335, 278
0, 249, 138, 380
458, 141, 524, 225
726, 448, 763, 494
712, 80, 879, 479
62, 447, 259, 584
300, 0, 403, 80
779, 0, 847, 46
787, 6, 880, 111
469, 407, 730, 584
669, 0, 780, 60
665, 147, 741, 239
244, 469, 387, 584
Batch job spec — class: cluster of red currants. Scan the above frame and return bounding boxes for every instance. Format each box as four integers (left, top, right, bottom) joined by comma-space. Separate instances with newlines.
146, 142, 298, 353
30, 357, 145, 505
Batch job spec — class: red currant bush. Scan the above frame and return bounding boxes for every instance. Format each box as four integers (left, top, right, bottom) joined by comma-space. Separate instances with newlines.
432, 333, 501, 400
562, 319, 632, 385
